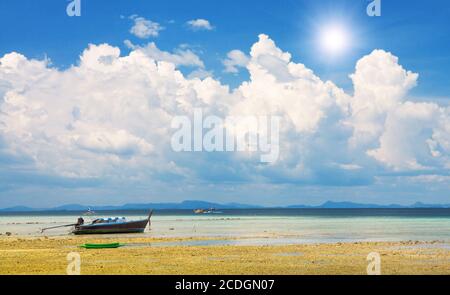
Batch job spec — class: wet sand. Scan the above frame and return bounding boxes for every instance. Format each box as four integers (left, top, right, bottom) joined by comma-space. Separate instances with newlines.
0, 236, 449, 275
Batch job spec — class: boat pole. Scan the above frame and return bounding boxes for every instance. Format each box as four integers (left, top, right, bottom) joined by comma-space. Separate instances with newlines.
40, 223, 78, 233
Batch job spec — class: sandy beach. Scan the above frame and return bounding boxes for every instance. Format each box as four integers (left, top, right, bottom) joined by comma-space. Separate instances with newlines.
0, 236, 448, 275
1, 210, 449, 274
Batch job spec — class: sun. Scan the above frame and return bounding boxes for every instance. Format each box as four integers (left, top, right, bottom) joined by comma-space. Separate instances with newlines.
318, 24, 350, 56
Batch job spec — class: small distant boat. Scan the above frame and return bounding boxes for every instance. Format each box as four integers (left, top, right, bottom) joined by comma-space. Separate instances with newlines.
193, 208, 222, 214
73, 211, 153, 235
83, 207, 96, 216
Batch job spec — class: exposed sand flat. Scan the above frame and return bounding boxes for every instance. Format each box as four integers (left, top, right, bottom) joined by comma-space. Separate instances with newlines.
0, 237, 448, 275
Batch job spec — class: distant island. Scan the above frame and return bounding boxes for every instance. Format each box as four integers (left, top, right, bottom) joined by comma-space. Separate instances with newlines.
0, 200, 449, 212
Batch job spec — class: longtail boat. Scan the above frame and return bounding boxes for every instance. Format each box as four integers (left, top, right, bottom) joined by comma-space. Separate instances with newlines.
72, 210, 153, 235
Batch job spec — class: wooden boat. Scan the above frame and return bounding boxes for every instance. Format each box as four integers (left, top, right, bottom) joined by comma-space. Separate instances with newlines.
72, 210, 153, 235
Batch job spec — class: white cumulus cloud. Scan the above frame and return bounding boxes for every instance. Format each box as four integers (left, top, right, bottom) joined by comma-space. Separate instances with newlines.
124, 40, 204, 68
223, 50, 250, 73
186, 19, 214, 31
130, 16, 164, 39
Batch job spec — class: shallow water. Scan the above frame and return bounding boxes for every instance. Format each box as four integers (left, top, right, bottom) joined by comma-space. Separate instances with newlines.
0, 209, 449, 245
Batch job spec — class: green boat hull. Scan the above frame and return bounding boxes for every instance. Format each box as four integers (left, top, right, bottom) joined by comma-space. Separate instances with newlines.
80, 243, 122, 249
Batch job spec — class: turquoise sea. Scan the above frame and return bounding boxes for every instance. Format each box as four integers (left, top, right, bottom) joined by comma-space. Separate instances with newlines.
1, 209, 449, 245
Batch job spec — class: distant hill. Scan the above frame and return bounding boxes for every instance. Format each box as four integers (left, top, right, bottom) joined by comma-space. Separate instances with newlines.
410, 202, 450, 208
287, 201, 450, 209
0, 200, 263, 212
287, 201, 402, 209
0, 206, 36, 212
0, 200, 449, 212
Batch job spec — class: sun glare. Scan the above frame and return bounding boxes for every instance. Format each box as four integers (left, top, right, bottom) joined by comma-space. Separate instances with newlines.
319, 24, 350, 56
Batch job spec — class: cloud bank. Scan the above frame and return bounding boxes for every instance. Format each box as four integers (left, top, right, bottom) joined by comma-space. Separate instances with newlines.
1, 34, 449, 203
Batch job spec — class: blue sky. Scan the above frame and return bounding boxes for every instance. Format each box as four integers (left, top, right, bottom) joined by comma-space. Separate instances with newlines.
0, 0, 449, 207
0, 0, 449, 94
